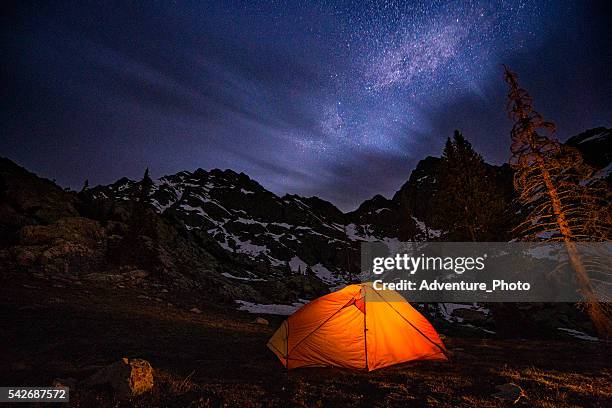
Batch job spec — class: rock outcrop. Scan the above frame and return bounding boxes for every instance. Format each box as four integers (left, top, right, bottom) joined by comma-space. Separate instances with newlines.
84, 358, 154, 398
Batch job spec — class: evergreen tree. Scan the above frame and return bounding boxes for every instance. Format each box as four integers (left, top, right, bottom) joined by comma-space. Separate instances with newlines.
120, 167, 158, 274
503, 65, 611, 338
128, 167, 157, 245
433, 130, 509, 241
284, 260, 292, 275
228, 238, 237, 253
342, 220, 354, 281
139, 168, 153, 204
264, 256, 271, 273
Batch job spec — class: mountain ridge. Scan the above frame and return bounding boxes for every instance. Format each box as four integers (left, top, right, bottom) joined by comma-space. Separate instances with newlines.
86, 127, 611, 282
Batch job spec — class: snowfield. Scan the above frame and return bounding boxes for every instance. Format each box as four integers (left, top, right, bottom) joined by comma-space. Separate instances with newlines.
235, 299, 309, 315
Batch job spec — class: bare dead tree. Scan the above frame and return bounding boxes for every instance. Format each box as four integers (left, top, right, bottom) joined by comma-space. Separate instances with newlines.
503, 65, 612, 339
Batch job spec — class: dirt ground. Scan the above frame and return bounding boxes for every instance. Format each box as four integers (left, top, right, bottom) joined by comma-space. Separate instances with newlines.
1, 279, 610, 407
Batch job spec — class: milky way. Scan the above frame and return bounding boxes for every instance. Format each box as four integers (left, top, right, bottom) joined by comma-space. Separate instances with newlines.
307, 0, 548, 153
2, 0, 610, 210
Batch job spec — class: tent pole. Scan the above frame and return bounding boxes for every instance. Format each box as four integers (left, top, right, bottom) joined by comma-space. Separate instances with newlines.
285, 320, 289, 370
363, 285, 369, 371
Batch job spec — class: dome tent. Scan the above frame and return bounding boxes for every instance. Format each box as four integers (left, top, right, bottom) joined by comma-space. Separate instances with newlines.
267, 283, 447, 371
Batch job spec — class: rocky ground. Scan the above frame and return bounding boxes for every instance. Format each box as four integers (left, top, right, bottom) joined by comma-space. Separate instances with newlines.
1, 277, 609, 408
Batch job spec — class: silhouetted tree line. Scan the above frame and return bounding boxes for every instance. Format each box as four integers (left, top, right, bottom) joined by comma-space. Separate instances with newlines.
433, 130, 514, 241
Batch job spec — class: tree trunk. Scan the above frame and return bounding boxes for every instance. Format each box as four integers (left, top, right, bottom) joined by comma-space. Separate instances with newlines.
537, 157, 611, 340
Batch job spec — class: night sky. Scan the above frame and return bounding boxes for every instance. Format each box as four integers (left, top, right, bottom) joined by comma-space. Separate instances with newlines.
3, 1, 611, 210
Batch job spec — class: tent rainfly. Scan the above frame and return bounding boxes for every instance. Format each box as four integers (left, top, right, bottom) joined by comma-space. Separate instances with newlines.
267, 283, 447, 371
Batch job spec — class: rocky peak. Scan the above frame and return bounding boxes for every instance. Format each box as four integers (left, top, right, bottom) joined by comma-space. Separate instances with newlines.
0, 157, 79, 246
565, 127, 612, 169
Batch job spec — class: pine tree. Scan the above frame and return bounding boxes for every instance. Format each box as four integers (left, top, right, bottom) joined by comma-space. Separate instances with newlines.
342, 220, 354, 281
128, 167, 157, 243
228, 238, 237, 253
139, 168, 153, 204
305, 265, 314, 276
503, 65, 611, 338
433, 130, 509, 241
120, 167, 158, 273
284, 260, 292, 275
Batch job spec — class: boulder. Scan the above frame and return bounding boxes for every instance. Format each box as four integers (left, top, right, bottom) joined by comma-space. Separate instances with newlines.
190, 307, 203, 314
253, 317, 269, 325
84, 358, 153, 398
451, 307, 488, 323
18, 217, 104, 246
11, 217, 106, 275
52, 377, 77, 390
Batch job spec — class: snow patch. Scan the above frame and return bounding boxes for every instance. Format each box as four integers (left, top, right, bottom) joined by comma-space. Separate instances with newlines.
235, 217, 268, 226
221, 272, 266, 282
271, 222, 293, 229
221, 235, 269, 257
311, 263, 334, 283
235, 299, 309, 315
557, 327, 598, 341
438, 303, 490, 323
117, 182, 131, 192
412, 216, 442, 238
289, 256, 308, 273
180, 204, 205, 216
593, 163, 612, 179
345, 223, 401, 246
577, 131, 608, 144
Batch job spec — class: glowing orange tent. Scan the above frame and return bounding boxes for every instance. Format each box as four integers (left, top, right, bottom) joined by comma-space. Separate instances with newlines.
267, 282, 447, 371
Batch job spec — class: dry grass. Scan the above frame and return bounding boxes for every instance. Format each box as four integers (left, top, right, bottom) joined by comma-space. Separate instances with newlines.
1, 278, 610, 407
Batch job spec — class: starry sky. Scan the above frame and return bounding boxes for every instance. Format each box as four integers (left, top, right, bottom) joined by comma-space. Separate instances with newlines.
3, 1, 611, 210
